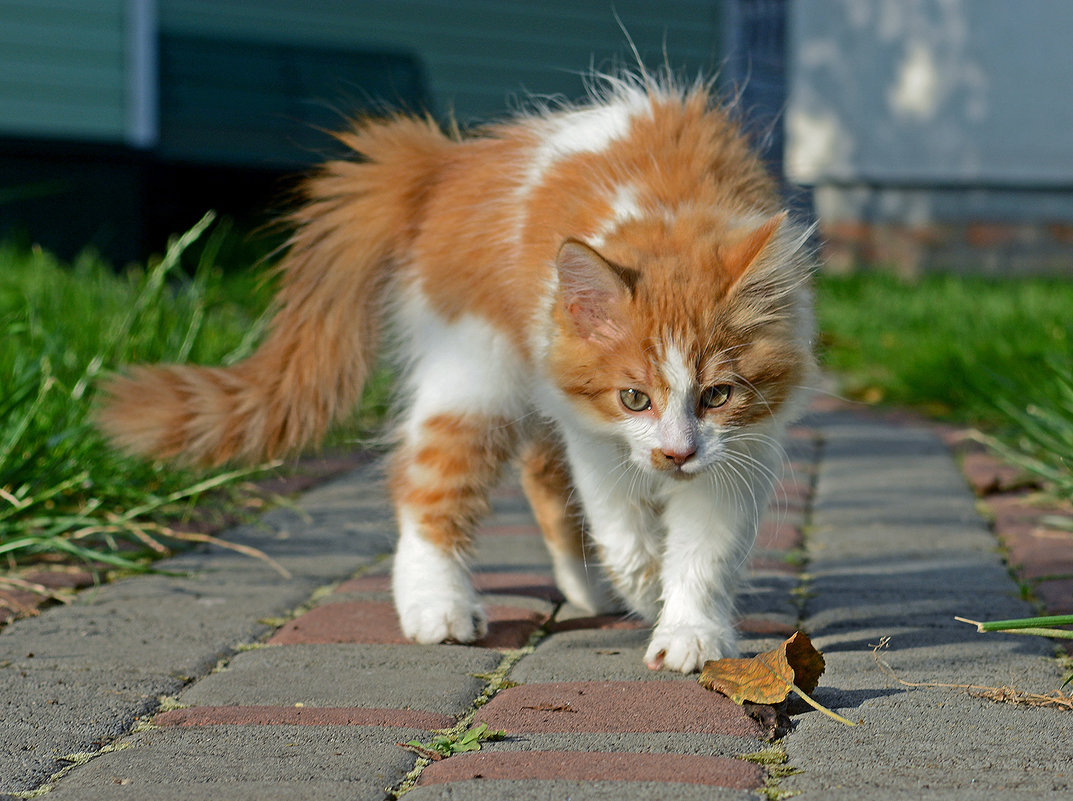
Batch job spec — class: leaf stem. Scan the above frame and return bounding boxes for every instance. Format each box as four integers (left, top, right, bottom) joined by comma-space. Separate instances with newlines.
787, 681, 858, 726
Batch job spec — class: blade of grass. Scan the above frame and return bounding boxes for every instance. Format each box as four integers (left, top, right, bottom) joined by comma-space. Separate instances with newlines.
956, 615, 1073, 639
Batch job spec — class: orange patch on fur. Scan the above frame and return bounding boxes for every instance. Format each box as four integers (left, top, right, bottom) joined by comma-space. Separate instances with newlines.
520, 429, 587, 560
390, 414, 519, 554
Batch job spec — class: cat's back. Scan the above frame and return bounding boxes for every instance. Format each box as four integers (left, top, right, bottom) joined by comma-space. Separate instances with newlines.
407, 76, 779, 350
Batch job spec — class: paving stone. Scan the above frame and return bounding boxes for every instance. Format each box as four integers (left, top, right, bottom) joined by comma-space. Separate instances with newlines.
268, 600, 549, 649
737, 617, 798, 637
418, 750, 764, 789
737, 571, 800, 620
43, 725, 419, 799
748, 553, 801, 574
756, 518, 803, 550
178, 643, 500, 715
1036, 577, 1073, 615
474, 681, 767, 737
478, 523, 543, 537
472, 532, 555, 572
403, 778, 757, 800
473, 730, 767, 756
336, 570, 565, 603
509, 628, 660, 683
155, 705, 453, 730
960, 450, 1032, 495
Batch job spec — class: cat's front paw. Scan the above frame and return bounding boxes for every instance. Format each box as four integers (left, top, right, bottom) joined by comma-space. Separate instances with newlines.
397, 601, 488, 644
392, 539, 487, 644
644, 624, 738, 673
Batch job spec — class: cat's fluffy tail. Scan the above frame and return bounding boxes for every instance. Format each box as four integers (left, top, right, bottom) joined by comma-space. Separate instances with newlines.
96, 116, 450, 466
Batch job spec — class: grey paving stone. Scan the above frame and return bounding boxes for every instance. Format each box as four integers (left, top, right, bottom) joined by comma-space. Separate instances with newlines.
44, 725, 419, 799
179, 643, 502, 715
473, 532, 555, 572
511, 628, 668, 683
737, 570, 800, 620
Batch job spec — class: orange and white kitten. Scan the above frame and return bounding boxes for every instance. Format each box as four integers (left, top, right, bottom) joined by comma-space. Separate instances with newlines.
98, 74, 815, 673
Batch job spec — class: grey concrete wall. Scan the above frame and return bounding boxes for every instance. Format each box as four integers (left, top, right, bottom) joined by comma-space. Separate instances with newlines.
785, 0, 1073, 272
786, 0, 1073, 188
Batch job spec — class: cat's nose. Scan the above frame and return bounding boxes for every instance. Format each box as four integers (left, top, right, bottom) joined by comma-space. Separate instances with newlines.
661, 446, 696, 466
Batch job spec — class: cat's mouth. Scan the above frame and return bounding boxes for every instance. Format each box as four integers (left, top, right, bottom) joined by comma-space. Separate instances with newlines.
666, 468, 696, 481
647, 447, 704, 479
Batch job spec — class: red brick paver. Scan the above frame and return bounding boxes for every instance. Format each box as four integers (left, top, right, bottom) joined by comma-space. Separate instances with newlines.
950, 445, 1073, 634
418, 750, 764, 789
755, 519, 803, 552
154, 705, 453, 730
336, 571, 565, 602
474, 681, 767, 737
268, 600, 549, 649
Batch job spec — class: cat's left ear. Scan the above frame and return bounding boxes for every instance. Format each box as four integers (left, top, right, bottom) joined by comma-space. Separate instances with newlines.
720, 212, 787, 288
556, 239, 634, 341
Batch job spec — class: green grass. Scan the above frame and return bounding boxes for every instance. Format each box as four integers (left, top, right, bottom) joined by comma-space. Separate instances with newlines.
979, 355, 1073, 511
0, 214, 279, 572
815, 271, 1073, 427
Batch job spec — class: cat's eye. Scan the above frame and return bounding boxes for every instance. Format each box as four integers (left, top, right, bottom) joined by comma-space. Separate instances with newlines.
619, 388, 651, 412
700, 384, 733, 409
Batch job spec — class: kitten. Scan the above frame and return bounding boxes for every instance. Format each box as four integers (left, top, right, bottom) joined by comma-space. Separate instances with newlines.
97, 73, 815, 673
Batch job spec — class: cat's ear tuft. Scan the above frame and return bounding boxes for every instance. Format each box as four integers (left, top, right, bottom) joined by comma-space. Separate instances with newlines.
720, 212, 786, 287
556, 239, 632, 341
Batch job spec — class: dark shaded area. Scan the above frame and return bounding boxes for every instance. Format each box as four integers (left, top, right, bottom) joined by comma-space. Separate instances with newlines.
0, 41, 428, 265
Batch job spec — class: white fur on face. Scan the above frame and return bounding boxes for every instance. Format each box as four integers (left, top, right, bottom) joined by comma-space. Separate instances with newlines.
615, 342, 727, 477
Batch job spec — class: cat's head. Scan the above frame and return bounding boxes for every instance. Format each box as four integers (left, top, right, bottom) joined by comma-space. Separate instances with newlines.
548, 211, 815, 479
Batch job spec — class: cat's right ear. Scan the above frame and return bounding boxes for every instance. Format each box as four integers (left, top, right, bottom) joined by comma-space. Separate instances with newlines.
555, 239, 632, 341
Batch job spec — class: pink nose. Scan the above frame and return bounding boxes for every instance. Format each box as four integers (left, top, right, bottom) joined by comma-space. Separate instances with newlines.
661, 447, 696, 466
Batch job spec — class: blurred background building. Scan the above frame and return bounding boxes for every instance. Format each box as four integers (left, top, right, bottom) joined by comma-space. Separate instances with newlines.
0, 0, 736, 263
1, 0, 1069, 275
787, 0, 1073, 275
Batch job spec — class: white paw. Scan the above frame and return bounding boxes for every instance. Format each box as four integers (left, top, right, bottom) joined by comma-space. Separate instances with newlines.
392, 521, 485, 644
644, 624, 738, 673
397, 600, 488, 644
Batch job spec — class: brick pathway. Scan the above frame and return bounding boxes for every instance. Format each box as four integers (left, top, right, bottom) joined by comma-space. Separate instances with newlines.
11, 428, 814, 800
3, 406, 1069, 800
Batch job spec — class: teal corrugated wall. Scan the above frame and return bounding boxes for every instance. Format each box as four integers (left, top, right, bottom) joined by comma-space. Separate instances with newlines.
159, 0, 723, 124
0, 0, 722, 149
0, 0, 127, 141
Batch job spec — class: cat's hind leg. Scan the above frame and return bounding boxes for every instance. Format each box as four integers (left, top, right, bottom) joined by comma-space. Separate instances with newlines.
388, 300, 527, 644
390, 412, 518, 643
519, 431, 618, 615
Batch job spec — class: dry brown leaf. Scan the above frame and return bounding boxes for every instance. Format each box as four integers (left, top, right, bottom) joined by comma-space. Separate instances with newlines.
699, 631, 825, 705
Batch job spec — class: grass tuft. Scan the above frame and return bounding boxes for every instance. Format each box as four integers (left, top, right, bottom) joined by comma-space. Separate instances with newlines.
816, 271, 1073, 425
0, 214, 277, 576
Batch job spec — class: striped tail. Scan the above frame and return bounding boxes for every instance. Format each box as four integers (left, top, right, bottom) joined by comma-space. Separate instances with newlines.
96, 116, 451, 466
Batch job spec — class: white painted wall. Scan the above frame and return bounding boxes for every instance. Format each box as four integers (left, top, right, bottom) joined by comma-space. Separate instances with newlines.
786, 0, 1073, 188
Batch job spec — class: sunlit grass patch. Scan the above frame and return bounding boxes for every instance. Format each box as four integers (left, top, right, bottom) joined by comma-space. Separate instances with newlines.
0, 214, 277, 574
